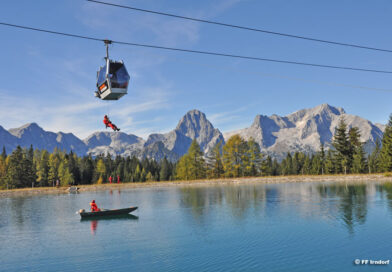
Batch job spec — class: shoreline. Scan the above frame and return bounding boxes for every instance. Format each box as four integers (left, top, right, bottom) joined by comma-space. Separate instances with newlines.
1, 174, 392, 197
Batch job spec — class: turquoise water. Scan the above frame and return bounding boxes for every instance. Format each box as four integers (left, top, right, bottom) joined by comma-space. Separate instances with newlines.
1, 182, 392, 271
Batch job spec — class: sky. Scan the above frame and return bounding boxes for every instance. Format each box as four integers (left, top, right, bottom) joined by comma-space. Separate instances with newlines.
1, 0, 392, 139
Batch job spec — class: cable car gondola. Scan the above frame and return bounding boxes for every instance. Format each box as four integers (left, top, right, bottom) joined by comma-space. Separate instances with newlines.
95, 40, 130, 100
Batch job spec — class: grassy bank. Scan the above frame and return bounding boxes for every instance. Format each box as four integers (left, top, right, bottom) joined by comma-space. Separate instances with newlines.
1, 173, 392, 197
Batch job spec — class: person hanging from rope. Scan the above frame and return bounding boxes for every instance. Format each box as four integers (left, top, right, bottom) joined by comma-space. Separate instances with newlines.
103, 115, 120, 131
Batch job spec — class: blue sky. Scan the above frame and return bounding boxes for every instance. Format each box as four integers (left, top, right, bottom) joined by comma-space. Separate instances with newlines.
1, 0, 392, 138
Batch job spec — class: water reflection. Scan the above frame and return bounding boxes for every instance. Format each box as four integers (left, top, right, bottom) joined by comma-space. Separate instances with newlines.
82, 214, 139, 236
375, 182, 392, 211
179, 182, 381, 233
91, 220, 98, 235
317, 184, 367, 233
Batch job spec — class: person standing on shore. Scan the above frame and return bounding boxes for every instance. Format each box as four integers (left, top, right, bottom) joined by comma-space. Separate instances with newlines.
109, 176, 113, 184
117, 175, 121, 184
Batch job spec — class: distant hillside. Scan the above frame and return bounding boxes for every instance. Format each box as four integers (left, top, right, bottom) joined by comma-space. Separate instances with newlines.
0, 104, 385, 161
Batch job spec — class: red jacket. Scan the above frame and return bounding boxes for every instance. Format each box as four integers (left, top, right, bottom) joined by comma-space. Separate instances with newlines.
90, 202, 99, 212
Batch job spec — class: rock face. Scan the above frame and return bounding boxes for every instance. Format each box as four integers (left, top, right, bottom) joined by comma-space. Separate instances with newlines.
0, 105, 385, 161
6, 123, 87, 156
145, 110, 225, 157
224, 104, 384, 160
84, 131, 145, 157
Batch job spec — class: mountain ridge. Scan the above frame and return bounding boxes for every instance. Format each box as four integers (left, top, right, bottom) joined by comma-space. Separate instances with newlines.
0, 104, 385, 161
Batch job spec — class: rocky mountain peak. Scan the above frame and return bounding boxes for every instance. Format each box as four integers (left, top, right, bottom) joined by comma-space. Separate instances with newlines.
9, 122, 44, 138
175, 109, 211, 137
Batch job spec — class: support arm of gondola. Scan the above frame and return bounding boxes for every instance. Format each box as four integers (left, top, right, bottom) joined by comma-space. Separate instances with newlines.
104, 39, 112, 77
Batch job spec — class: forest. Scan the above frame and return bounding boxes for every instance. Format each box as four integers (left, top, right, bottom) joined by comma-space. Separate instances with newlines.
1, 116, 392, 189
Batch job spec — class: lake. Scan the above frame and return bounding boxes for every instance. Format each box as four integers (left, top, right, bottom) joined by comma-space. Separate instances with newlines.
1, 181, 392, 271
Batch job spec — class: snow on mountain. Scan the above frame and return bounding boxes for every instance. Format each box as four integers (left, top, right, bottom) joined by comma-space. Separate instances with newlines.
224, 104, 384, 160
7, 123, 86, 156
0, 105, 386, 161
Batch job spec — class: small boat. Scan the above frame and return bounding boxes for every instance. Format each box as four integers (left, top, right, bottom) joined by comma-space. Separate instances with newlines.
68, 186, 79, 193
79, 207, 137, 219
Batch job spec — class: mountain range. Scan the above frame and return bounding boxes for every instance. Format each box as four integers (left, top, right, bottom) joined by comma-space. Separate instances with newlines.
0, 104, 385, 161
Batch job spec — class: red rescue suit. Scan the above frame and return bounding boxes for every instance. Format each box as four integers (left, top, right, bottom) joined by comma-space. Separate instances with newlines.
90, 201, 100, 212
103, 116, 120, 131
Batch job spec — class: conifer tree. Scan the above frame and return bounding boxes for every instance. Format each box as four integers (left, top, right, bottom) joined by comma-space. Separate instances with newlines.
6, 146, 24, 188
1, 146, 6, 160
0, 155, 7, 189
380, 114, 392, 172
348, 127, 366, 173
209, 142, 224, 178
368, 140, 381, 173
247, 138, 262, 176
324, 150, 335, 174
332, 118, 350, 173
261, 155, 273, 176
81, 155, 94, 184
159, 157, 170, 181
134, 164, 141, 181
320, 143, 325, 175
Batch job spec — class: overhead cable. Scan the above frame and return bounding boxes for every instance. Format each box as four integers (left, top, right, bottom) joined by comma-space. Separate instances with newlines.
1, 22, 392, 74
86, 0, 392, 54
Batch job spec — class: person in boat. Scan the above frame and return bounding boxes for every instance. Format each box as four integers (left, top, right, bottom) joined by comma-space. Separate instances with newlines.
90, 200, 101, 212
103, 115, 120, 131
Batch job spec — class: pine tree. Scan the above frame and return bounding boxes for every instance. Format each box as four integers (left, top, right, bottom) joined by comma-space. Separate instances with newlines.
310, 154, 322, 175
380, 114, 392, 172
302, 155, 311, 175
332, 118, 350, 173
247, 138, 262, 176
0, 155, 7, 189
206, 142, 223, 178
134, 164, 141, 181
1, 146, 6, 160
368, 140, 381, 173
320, 143, 325, 175
347, 127, 366, 173
352, 145, 367, 173
81, 155, 94, 184
159, 157, 171, 181
281, 153, 293, 175
140, 168, 147, 182
325, 150, 335, 174
22, 145, 36, 187
261, 155, 273, 176
6, 146, 24, 188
